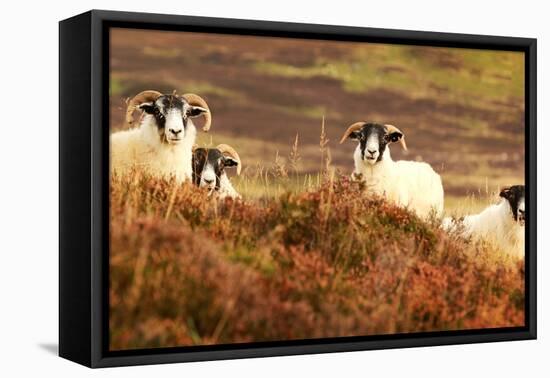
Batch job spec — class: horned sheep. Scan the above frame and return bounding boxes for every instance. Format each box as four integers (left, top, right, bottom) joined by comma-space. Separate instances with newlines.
110, 90, 212, 182
340, 122, 444, 219
192, 144, 242, 199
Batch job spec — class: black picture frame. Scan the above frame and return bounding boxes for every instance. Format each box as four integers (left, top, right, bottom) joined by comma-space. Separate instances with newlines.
59, 9, 537, 368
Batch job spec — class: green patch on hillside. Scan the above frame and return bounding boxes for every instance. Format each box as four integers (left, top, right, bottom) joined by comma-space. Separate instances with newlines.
255, 45, 524, 110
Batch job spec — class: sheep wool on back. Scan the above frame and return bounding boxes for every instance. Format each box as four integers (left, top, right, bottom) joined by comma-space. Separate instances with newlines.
110, 114, 197, 182
460, 200, 525, 257
353, 143, 444, 219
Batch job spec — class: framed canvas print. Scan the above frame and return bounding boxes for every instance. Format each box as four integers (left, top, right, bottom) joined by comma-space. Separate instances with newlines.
59, 10, 537, 368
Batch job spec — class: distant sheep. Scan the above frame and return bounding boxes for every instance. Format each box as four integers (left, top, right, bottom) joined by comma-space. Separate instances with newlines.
110, 90, 212, 182
443, 185, 525, 257
340, 122, 444, 219
192, 144, 242, 199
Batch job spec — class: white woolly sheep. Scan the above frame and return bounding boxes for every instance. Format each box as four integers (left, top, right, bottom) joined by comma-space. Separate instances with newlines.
110, 90, 212, 182
442, 185, 525, 257
192, 144, 242, 199
340, 122, 444, 219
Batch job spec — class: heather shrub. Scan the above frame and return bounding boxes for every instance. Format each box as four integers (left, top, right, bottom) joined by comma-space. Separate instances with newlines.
110, 172, 524, 350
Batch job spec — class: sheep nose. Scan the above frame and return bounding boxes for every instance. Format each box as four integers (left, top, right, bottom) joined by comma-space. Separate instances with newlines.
204, 178, 214, 185
170, 129, 182, 135
367, 149, 377, 155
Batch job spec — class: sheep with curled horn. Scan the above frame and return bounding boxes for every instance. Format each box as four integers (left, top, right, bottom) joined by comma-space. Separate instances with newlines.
192, 143, 242, 199
110, 90, 212, 182
340, 122, 444, 219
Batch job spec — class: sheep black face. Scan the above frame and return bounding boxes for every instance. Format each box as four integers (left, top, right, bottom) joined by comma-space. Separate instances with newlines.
138, 95, 208, 145
500, 185, 526, 225
340, 122, 407, 165
192, 148, 240, 193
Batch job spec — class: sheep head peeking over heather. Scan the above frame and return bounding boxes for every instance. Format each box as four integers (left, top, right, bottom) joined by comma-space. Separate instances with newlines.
192, 144, 242, 199
500, 185, 526, 225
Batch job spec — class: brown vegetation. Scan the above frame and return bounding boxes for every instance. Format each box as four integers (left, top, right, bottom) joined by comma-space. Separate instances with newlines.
110, 172, 524, 350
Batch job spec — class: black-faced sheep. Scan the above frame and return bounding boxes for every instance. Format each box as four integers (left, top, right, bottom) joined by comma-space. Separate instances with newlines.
443, 185, 525, 256
340, 122, 444, 219
192, 144, 242, 199
110, 90, 212, 182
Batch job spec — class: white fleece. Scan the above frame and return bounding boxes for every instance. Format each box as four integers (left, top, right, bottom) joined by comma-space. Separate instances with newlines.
110, 115, 197, 182
217, 173, 241, 199
443, 200, 524, 257
353, 146, 444, 219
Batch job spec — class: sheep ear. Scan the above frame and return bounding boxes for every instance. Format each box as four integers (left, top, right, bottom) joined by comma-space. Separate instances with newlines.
387, 131, 404, 143
187, 106, 208, 118
224, 157, 239, 168
223, 157, 241, 175
348, 131, 361, 140
384, 124, 407, 151
499, 187, 512, 200
138, 102, 155, 114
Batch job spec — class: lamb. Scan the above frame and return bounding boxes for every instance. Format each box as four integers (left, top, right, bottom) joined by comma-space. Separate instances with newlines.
442, 185, 525, 257
192, 144, 242, 199
110, 90, 212, 182
340, 122, 444, 219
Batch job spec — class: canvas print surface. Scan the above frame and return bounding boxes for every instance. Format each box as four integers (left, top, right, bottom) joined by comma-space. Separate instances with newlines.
108, 27, 526, 351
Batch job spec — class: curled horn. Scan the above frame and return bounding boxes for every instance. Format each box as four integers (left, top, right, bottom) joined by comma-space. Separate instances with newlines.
125, 90, 163, 125
339, 122, 365, 144
384, 124, 407, 151
182, 93, 212, 132
217, 144, 242, 175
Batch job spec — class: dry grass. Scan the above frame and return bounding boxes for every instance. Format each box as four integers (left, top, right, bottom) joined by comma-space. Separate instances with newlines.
109, 171, 524, 351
